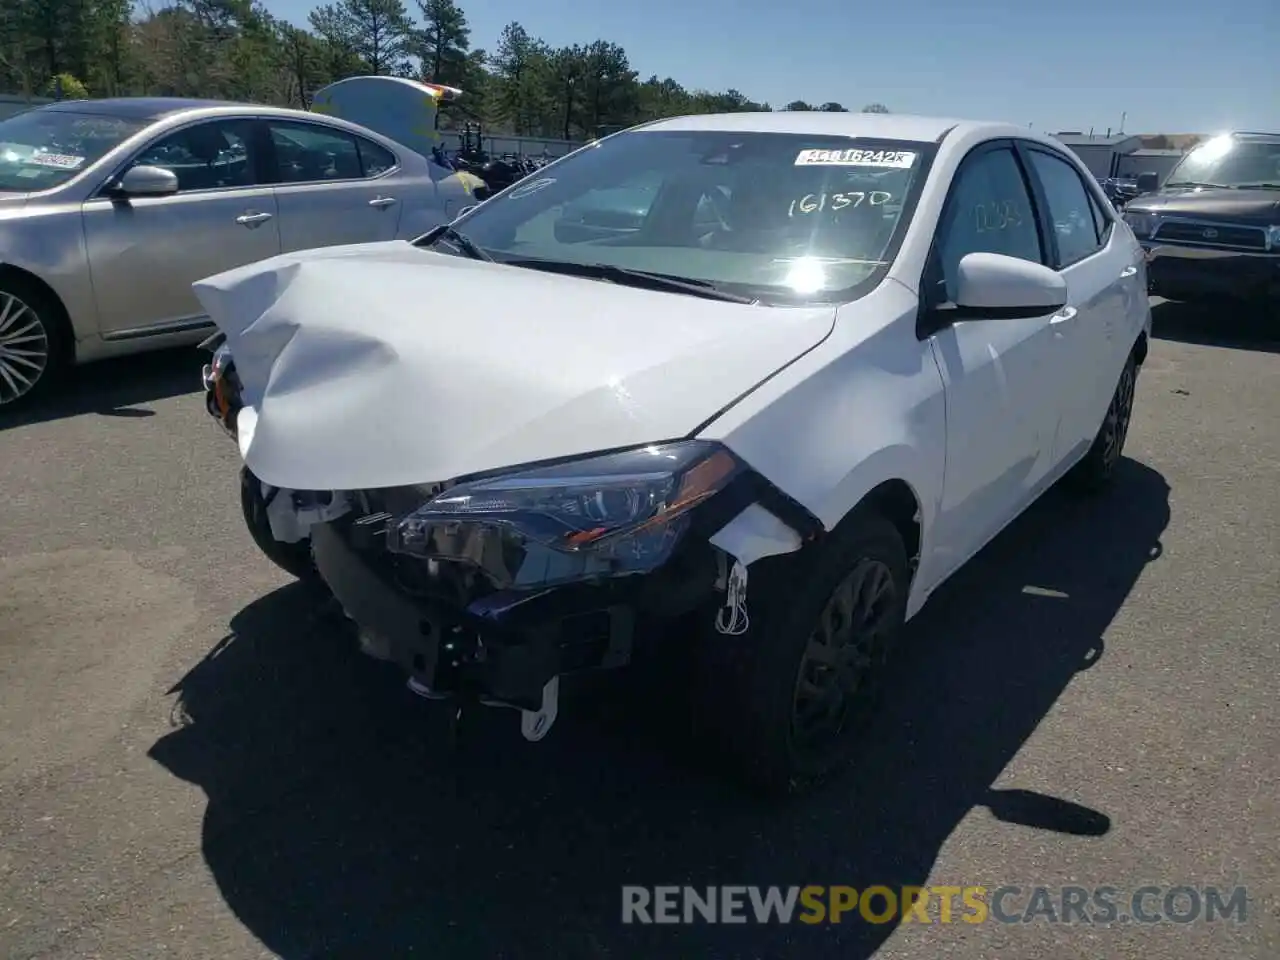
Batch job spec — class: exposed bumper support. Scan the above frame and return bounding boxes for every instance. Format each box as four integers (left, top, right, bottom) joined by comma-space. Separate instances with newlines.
311, 521, 640, 714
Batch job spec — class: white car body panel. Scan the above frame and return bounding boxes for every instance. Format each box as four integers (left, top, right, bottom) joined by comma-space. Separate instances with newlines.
191, 241, 837, 492
697, 279, 948, 612
197, 112, 1153, 624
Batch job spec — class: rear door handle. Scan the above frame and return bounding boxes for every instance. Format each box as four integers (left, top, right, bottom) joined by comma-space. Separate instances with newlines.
236, 211, 273, 227
368, 195, 397, 208
1050, 306, 1078, 325
1119, 265, 1138, 278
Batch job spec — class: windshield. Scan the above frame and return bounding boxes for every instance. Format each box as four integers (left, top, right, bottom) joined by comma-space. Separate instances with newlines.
0, 109, 145, 191
433, 130, 933, 303
1166, 136, 1280, 188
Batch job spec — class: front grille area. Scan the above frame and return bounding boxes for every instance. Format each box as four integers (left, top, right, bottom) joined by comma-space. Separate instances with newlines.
1153, 219, 1267, 250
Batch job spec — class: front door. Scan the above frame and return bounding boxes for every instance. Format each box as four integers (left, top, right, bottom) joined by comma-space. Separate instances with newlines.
924, 143, 1067, 579
82, 117, 281, 338
264, 119, 404, 252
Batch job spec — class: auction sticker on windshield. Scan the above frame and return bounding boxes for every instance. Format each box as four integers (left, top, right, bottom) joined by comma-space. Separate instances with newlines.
26, 153, 86, 170
794, 148, 916, 168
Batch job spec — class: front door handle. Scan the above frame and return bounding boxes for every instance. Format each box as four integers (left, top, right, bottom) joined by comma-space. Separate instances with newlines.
1050, 306, 1078, 325
368, 195, 397, 208
1119, 265, 1138, 278
236, 211, 273, 227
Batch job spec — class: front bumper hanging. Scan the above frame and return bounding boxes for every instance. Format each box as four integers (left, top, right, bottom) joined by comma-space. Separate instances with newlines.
310, 518, 641, 717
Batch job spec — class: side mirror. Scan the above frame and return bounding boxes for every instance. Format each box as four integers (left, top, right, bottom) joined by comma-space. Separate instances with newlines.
949, 252, 1068, 319
1136, 171, 1159, 194
115, 164, 179, 197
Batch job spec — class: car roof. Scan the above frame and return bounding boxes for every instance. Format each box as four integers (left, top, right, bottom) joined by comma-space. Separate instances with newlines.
34, 97, 333, 127
36, 97, 252, 121
636, 111, 988, 143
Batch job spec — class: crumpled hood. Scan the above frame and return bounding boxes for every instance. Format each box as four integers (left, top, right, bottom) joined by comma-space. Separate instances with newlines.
193, 241, 836, 491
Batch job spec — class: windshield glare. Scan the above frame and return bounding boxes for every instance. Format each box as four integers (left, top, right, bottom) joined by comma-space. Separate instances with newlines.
1167, 136, 1280, 187
446, 130, 931, 302
0, 109, 144, 191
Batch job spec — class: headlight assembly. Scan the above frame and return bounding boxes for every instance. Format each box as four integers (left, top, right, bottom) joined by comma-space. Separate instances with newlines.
1122, 210, 1159, 239
385, 440, 745, 588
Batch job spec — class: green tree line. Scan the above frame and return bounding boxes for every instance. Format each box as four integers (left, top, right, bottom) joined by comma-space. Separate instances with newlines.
0, 0, 891, 138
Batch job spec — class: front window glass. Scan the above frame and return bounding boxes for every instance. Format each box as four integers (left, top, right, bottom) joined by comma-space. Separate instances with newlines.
436, 130, 932, 303
0, 109, 144, 191
937, 147, 1043, 298
1165, 136, 1280, 189
132, 120, 256, 191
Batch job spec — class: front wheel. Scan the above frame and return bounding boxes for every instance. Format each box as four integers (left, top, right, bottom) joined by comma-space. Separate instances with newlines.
0, 276, 68, 412
697, 511, 910, 795
239, 466, 320, 582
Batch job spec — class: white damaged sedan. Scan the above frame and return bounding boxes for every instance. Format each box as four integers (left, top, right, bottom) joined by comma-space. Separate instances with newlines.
197, 111, 1151, 793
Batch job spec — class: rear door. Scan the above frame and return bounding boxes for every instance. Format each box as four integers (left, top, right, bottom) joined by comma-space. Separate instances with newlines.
1017, 142, 1133, 466
82, 116, 281, 338
264, 119, 406, 252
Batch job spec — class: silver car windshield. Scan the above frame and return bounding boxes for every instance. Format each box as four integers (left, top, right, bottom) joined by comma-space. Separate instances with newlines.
442, 129, 933, 302
0, 110, 145, 191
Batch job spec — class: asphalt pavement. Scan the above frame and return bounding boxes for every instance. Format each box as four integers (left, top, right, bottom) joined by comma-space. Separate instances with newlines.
0, 299, 1276, 960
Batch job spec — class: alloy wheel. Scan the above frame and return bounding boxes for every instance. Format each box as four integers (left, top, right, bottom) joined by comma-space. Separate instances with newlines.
791, 558, 898, 757
0, 291, 50, 406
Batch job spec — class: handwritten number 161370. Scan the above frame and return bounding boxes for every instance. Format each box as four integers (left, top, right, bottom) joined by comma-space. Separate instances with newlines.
789, 191, 894, 216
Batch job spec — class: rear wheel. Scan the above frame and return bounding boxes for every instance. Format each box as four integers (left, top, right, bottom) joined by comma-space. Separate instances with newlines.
239, 466, 321, 582
1064, 354, 1138, 494
697, 511, 910, 795
0, 277, 68, 412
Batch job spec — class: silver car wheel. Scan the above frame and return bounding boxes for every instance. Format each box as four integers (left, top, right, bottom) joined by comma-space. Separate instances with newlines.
0, 290, 50, 406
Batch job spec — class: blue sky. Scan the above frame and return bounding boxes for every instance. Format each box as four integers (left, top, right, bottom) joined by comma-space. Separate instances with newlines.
271, 0, 1278, 134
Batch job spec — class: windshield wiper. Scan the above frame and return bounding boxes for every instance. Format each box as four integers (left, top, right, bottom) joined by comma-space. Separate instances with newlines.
501, 257, 758, 304
1231, 182, 1280, 190
421, 225, 494, 261
1165, 180, 1231, 189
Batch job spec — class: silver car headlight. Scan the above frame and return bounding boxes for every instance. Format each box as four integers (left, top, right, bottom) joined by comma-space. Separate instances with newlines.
1122, 210, 1159, 239
385, 440, 745, 588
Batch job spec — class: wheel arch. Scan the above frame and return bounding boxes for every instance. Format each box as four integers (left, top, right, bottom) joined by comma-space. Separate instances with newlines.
836, 478, 924, 586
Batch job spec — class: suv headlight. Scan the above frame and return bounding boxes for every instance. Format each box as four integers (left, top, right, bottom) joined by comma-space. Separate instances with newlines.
386, 440, 745, 588
1123, 210, 1159, 238
1267, 225, 1280, 251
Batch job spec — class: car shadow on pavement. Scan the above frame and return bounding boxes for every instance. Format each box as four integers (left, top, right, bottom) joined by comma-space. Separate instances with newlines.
0, 346, 204, 430
1151, 299, 1280, 354
149, 458, 1170, 960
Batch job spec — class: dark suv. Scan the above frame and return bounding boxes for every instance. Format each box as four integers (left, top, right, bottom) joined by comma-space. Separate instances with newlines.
1121, 132, 1280, 309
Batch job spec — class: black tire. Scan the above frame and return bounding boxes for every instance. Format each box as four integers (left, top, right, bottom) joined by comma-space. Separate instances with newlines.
1063, 353, 1138, 495
0, 274, 70, 412
239, 466, 321, 582
696, 510, 910, 796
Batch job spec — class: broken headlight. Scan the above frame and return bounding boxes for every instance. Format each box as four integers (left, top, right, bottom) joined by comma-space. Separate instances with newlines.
385, 441, 743, 588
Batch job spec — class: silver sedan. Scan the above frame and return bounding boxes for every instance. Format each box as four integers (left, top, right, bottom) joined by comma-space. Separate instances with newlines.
0, 97, 471, 409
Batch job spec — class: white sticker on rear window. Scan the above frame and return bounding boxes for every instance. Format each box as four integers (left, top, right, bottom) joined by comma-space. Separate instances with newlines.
27, 152, 86, 170
794, 148, 916, 168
